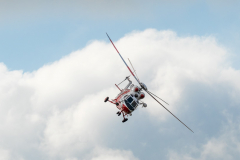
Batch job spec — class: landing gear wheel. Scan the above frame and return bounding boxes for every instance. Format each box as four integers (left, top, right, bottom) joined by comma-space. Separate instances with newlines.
104, 97, 109, 102
116, 102, 119, 106
122, 118, 128, 123
116, 111, 121, 116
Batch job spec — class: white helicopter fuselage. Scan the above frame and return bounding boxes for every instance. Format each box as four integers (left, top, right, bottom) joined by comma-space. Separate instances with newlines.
113, 79, 146, 115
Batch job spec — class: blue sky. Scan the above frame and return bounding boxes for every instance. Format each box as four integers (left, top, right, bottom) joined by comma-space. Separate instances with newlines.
1, 1, 240, 160
1, 0, 240, 71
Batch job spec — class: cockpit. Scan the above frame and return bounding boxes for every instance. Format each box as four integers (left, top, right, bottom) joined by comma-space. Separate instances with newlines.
124, 95, 138, 111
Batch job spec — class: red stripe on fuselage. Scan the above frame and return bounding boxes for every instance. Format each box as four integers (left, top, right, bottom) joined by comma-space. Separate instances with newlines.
122, 104, 131, 114
115, 89, 130, 102
114, 89, 131, 111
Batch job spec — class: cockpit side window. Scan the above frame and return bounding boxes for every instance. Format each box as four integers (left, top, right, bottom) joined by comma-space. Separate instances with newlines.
131, 101, 137, 108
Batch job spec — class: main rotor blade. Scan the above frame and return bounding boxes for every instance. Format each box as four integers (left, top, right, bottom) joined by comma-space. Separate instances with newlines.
128, 58, 140, 81
148, 90, 169, 105
106, 33, 141, 85
145, 90, 194, 133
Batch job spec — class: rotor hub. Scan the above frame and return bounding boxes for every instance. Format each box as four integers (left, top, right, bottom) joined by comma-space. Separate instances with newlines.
140, 83, 147, 91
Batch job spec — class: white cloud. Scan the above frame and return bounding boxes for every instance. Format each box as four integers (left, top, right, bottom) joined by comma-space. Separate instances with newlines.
168, 118, 240, 160
89, 147, 139, 160
0, 148, 11, 160
39, 89, 119, 158
0, 29, 240, 159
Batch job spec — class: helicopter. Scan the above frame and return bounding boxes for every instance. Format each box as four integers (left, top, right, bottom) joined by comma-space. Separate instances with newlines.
104, 33, 193, 133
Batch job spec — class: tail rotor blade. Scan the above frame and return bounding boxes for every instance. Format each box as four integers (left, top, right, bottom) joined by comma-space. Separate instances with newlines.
145, 90, 194, 133
148, 90, 169, 105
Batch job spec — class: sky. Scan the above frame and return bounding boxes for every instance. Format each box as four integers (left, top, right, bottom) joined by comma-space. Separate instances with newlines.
1, 0, 240, 160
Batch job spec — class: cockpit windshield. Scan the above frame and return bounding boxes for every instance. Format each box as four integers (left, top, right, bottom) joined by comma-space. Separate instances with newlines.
125, 96, 138, 110
127, 96, 133, 103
